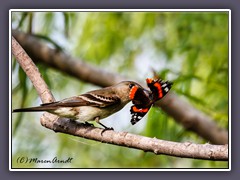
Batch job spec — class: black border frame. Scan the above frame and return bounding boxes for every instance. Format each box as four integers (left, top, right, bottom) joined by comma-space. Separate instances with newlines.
0, 0, 239, 179
9, 9, 230, 171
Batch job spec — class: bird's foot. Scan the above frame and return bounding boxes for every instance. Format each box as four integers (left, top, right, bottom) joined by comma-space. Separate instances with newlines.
84, 122, 94, 127
94, 116, 114, 134
104, 127, 114, 131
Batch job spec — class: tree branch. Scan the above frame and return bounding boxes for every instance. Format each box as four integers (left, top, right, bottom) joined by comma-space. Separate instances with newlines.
11, 36, 228, 161
41, 115, 228, 161
12, 36, 55, 103
12, 29, 228, 145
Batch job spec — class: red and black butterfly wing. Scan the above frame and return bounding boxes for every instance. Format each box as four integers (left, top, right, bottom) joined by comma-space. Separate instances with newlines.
130, 105, 152, 125
129, 79, 173, 125
146, 78, 173, 102
129, 85, 153, 125
129, 85, 152, 107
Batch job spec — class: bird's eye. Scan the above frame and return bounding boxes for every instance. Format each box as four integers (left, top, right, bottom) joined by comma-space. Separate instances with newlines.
129, 83, 135, 89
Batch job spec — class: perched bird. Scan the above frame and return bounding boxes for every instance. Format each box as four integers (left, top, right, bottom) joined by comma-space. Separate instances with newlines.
13, 81, 146, 130
130, 78, 173, 125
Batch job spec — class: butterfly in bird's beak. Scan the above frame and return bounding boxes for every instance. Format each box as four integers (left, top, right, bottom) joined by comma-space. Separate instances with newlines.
130, 78, 173, 125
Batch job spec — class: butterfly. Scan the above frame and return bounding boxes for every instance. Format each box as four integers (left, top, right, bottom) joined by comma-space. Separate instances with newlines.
129, 78, 173, 125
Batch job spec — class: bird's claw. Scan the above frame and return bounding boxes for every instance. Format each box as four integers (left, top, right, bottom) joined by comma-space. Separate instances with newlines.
105, 127, 114, 131
101, 127, 114, 135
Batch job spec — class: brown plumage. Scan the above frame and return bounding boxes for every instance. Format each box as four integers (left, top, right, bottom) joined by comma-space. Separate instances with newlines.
13, 81, 145, 129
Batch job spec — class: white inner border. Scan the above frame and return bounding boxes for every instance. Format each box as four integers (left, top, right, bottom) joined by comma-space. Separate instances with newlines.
9, 9, 231, 171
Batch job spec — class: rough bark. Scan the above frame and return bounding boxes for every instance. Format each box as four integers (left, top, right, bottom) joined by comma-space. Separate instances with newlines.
41, 115, 228, 161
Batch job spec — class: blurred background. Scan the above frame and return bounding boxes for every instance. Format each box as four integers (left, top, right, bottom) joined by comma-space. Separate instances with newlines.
11, 11, 229, 168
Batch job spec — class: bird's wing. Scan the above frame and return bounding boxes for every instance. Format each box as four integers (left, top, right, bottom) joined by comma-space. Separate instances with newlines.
13, 92, 121, 112
40, 93, 121, 108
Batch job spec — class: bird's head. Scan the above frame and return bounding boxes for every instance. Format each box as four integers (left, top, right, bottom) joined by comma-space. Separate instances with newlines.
113, 81, 148, 103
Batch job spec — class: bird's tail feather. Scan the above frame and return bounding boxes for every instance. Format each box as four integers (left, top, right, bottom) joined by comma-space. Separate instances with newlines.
13, 106, 47, 112
12, 103, 58, 112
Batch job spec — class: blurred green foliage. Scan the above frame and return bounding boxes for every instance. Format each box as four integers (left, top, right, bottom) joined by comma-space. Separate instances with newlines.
11, 11, 229, 168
